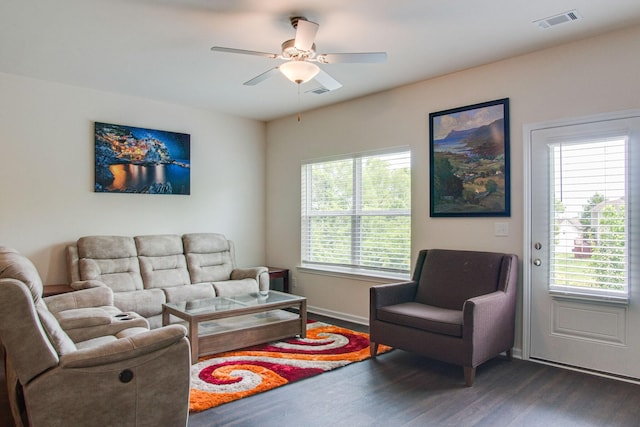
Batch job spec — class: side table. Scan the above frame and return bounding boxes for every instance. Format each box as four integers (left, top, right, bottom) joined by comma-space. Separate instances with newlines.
267, 267, 290, 293
42, 284, 74, 297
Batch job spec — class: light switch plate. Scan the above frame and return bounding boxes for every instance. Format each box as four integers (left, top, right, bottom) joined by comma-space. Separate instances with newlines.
494, 222, 509, 237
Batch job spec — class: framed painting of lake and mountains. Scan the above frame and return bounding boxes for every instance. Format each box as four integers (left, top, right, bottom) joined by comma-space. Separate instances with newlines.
429, 98, 510, 217
94, 122, 190, 195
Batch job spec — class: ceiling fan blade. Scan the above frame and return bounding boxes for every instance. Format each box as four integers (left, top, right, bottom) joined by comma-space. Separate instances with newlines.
243, 67, 279, 86
317, 52, 387, 64
211, 46, 278, 59
294, 19, 319, 52
313, 69, 342, 92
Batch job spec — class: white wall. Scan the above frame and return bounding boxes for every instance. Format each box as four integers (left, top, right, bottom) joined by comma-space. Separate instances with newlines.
265, 25, 640, 346
0, 72, 267, 284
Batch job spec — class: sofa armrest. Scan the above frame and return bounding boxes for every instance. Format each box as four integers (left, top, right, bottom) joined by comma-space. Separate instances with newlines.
60, 324, 188, 368
69, 280, 107, 290
44, 286, 114, 314
231, 266, 267, 280
231, 266, 269, 292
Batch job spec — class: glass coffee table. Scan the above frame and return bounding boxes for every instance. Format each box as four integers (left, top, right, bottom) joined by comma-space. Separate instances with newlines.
162, 291, 307, 363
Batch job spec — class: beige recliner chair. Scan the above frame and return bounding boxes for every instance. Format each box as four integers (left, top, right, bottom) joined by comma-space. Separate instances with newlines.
0, 247, 191, 426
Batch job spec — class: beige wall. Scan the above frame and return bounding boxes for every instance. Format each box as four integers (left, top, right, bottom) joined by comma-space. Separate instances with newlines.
2, 23, 639, 354
265, 25, 640, 349
0, 72, 267, 284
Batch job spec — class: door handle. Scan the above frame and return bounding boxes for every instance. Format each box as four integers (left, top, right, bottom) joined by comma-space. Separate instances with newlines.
533, 259, 542, 266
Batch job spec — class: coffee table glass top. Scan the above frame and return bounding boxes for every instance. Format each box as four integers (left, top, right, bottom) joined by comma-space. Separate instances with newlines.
164, 290, 305, 316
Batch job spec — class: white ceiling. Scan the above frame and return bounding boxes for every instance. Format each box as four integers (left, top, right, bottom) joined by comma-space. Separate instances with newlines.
2, 0, 639, 121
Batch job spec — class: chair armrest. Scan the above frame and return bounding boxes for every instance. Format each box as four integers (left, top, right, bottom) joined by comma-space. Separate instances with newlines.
370, 281, 418, 309
60, 325, 188, 368
462, 291, 515, 359
463, 291, 510, 330
44, 286, 114, 314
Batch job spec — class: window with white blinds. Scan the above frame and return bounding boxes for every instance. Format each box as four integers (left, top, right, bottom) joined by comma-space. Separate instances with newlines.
550, 137, 628, 297
301, 149, 411, 275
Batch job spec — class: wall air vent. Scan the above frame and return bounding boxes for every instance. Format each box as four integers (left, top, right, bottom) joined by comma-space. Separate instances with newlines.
533, 9, 582, 29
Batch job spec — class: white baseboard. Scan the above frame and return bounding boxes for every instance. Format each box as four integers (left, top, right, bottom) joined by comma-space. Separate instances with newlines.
307, 305, 368, 326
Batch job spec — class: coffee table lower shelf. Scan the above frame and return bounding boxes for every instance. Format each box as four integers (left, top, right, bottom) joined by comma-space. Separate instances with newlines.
198, 315, 304, 358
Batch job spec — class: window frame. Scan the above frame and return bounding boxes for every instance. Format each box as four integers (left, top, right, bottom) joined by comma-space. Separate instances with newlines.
300, 147, 412, 278
547, 136, 630, 302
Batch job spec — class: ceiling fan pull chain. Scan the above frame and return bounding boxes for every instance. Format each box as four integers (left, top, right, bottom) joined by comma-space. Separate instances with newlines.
297, 83, 302, 122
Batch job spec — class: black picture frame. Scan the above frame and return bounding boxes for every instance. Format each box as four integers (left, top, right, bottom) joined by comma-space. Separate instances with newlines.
429, 98, 510, 217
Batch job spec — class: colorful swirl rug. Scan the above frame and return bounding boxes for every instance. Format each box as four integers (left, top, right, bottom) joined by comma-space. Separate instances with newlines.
189, 321, 391, 412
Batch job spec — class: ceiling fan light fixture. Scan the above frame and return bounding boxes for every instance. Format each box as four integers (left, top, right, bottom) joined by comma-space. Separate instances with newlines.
279, 60, 319, 84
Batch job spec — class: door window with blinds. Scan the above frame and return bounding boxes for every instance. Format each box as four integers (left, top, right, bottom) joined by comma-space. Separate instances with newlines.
301, 149, 411, 276
549, 137, 628, 299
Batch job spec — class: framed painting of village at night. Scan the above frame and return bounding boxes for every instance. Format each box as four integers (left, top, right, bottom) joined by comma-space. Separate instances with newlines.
94, 122, 190, 195
429, 98, 510, 217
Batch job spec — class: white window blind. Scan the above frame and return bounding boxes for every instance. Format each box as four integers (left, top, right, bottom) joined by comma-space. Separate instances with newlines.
550, 138, 628, 297
301, 149, 411, 275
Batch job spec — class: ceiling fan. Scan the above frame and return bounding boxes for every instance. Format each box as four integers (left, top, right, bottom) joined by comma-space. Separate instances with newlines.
211, 16, 387, 93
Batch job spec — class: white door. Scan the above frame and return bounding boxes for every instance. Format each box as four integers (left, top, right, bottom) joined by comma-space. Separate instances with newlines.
526, 111, 640, 379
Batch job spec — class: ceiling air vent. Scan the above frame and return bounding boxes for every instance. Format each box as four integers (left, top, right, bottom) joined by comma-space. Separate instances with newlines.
533, 9, 582, 29
307, 87, 331, 95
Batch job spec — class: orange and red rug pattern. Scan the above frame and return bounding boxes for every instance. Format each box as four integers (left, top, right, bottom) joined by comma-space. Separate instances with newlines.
189, 321, 391, 412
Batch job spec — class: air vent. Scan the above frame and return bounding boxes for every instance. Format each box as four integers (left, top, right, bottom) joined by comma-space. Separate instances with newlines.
533, 9, 582, 29
307, 87, 331, 95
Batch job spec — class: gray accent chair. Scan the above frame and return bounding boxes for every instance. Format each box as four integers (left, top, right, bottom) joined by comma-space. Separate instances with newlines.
370, 249, 518, 386
0, 247, 191, 426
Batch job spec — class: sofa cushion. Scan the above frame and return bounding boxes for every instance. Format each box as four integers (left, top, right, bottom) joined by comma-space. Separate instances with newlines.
415, 249, 503, 310
146, 314, 164, 330
139, 255, 191, 289
78, 236, 137, 259
77, 236, 143, 292
163, 283, 215, 303
74, 335, 118, 350
183, 233, 234, 283
135, 234, 183, 257
212, 279, 258, 297
136, 235, 191, 290
79, 258, 143, 292
186, 253, 233, 283
183, 233, 229, 253
377, 302, 463, 337
113, 289, 166, 318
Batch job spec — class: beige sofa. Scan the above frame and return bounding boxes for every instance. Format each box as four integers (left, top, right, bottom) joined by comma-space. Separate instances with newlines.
67, 233, 269, 328
0, 246, 190, 426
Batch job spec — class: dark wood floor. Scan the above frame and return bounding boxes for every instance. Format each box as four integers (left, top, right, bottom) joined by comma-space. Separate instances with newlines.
188, 314, 640, 427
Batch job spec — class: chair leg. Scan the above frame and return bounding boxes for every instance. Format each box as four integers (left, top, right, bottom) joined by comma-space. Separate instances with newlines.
463, 366, 476, 387
506, 349, 513, 361
370, 341, 379, 357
